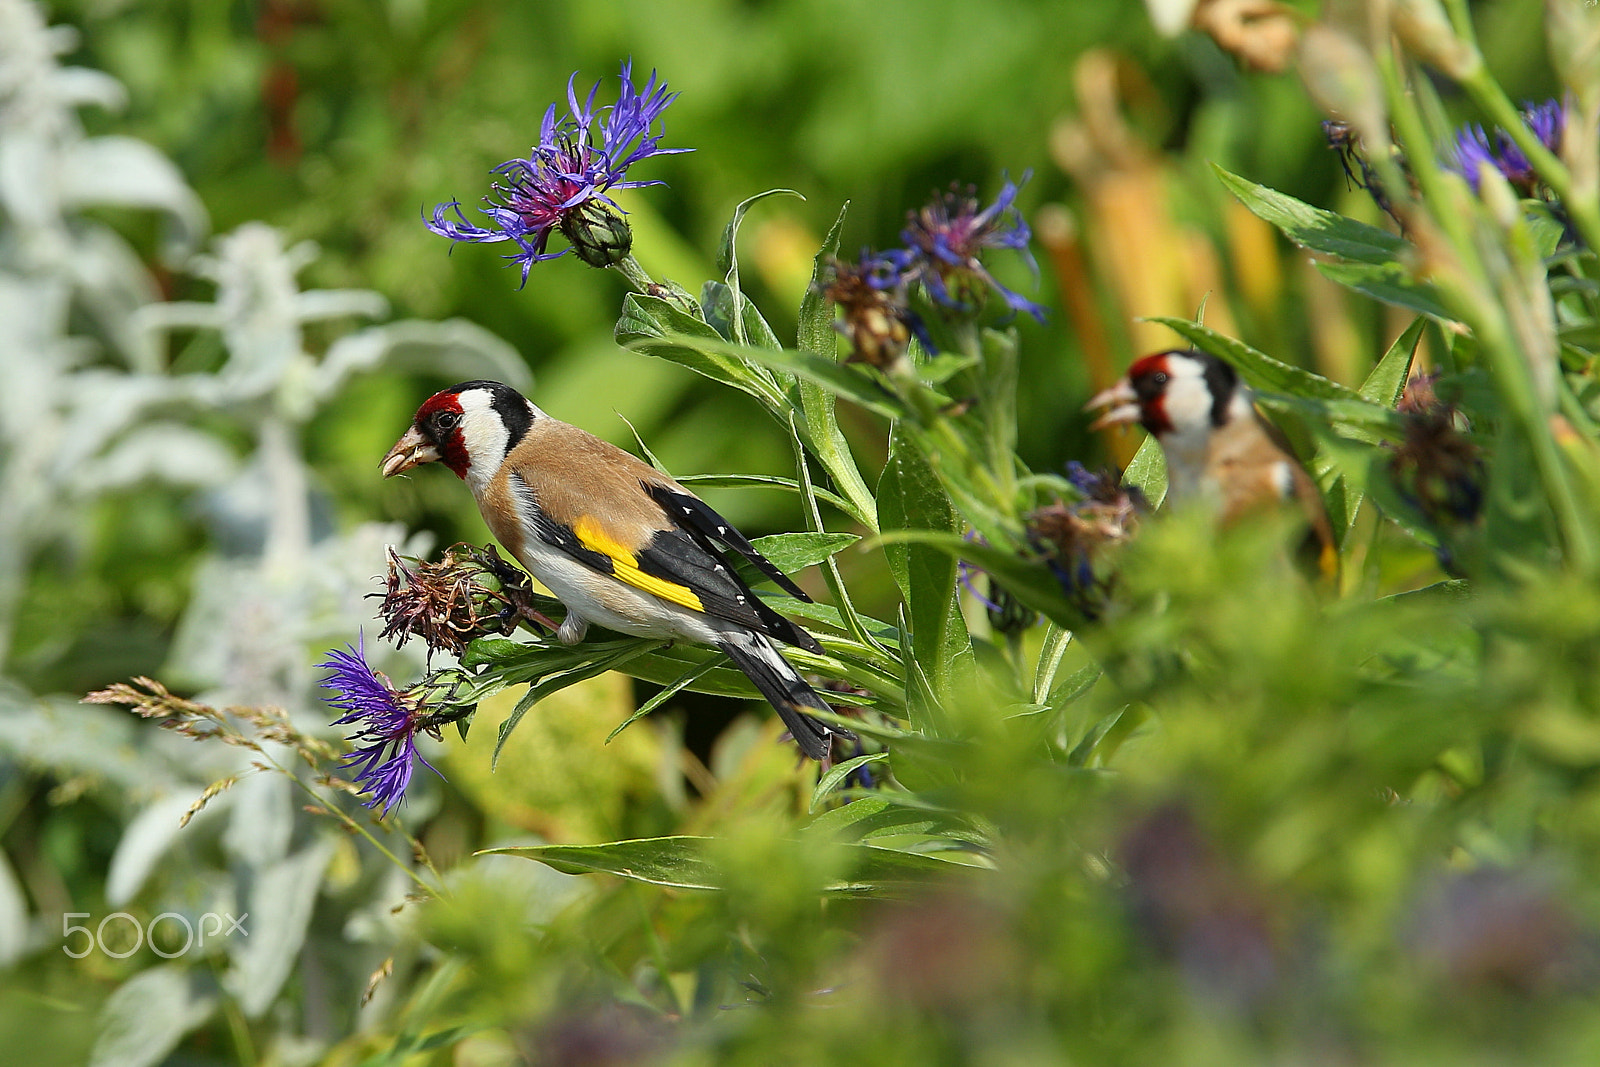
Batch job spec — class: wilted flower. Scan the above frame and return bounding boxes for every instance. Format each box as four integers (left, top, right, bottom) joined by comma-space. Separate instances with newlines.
889, 174, 1047, 322
1190, 0, 1300, 73
425, 61, 690, 280
319, 634, 440, 815
1445, 99, 1565, 197
1389, 374, 1484, 525
822, 251, 930, 366
374, 544, 556, 658
1025, 462, 1146, 619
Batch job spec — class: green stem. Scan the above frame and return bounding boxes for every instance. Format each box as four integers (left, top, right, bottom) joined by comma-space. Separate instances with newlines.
608, 254, 658, 294
1381, 45, 1599, 575
631, 884, 684, 1017
272, 758, 445, 900
1441, 1, 1600, 256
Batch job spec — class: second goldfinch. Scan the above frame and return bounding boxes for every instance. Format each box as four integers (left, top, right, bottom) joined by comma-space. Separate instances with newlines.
381, 380, 853, 760
1087, 349, 1335, 564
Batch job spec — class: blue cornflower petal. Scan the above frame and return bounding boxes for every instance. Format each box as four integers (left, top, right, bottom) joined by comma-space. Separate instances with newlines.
1445, 99, 1568, 196
319, 633, 439, 815
892, 171, 1048, 323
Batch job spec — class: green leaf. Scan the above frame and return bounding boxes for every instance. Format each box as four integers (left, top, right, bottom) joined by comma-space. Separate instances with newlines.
809, 752, 891, 811
676, 472, 859, 522
493, 644, 655, 768
1122, 434, 1167, 506
709, 189, 799, 351
872, 529, 1084, 631
1213, 163, 1407, 265
748, 531, 860, 574
484, 834, 974, 893
616, 293, 785, 410
1310, 317, 1426, 540
1361, 317, 1426, 407
806, 796, 987, 848
605, 657, 720, 744
877, 425, 972, 723
737, 343, 905, 420
1314, 260, 1454, 320
488, 837, 722, 889
1145, 317, 1363, 402
795, 200, 880, 529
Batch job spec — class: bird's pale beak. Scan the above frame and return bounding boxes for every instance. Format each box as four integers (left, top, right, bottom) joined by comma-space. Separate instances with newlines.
380, 425, 440, 477
1084, 379, 1141, 433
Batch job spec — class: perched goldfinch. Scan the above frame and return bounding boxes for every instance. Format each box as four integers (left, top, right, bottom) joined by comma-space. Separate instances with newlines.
1087, 350, 1335, 566
380, 380, 853, 760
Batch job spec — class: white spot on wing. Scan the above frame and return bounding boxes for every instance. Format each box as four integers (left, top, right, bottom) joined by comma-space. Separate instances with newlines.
1272, 460, 1295, 499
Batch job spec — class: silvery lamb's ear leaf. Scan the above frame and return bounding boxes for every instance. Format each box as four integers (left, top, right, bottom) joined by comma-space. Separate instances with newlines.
72, 424, 237, 496
67, 224, 164, 372
0, 847, 30, 966
226, 837, 337, 1018
106, 795, 201, 907
51, 66, 128, 112
223, 771, 292, 869
90, 965, 219, 1067
0, 693, 172, 796
292, 288, 389, 324
60, 136, 208, 259
52, 373, 177, 479
312, 319, 531, 401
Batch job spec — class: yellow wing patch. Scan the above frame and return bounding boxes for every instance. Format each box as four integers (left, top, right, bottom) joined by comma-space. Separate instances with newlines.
573, 516, 705, 614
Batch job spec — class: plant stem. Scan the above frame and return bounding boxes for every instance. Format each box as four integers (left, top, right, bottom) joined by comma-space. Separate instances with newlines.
609, 254, 658, 294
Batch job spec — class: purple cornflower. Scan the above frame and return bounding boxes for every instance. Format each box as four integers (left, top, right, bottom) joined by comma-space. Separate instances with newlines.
319, 634, 439, 815
888, 173, 1047, 322
1446, 99, 1565, 196
425, 61, 690, 280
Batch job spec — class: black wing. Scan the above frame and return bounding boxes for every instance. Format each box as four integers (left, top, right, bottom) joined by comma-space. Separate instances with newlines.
644, 484, 813, 602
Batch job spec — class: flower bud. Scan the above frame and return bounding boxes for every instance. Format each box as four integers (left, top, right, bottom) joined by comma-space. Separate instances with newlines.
560, 197, 634, 268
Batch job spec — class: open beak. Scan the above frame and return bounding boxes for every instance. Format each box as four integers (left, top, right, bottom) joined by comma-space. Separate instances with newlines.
1084, 379, 1141, 433
380, 425, 440, 477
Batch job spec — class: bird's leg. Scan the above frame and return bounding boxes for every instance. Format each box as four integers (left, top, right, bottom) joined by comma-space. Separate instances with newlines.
470, 545, 560, 635
555, 612, 589, 645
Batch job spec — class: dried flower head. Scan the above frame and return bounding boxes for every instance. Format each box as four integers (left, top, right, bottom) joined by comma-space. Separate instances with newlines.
890, 174, 1047, 322
425, 61, 689, 279
821, 251, 929, 368
1388, 374, 1484, 527
374, 544, 556, 658
1191, 0, 1300, 74
1026, 463, 1147, 619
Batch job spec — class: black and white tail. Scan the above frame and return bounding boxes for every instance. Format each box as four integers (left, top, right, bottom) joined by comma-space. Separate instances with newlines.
716, 629, 854, 761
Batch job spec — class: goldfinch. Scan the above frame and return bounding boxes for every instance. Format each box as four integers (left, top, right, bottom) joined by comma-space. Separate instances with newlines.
380, 380, 853, 760
1087, 349, 1335, 566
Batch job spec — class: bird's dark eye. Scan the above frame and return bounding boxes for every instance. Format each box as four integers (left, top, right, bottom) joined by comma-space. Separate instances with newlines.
1151, 372, 1168, 387
433, 411, 461, 432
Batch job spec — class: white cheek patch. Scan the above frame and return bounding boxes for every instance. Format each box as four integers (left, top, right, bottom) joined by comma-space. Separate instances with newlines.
456, 389, 511, 495
1159, 361, 1215, 433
